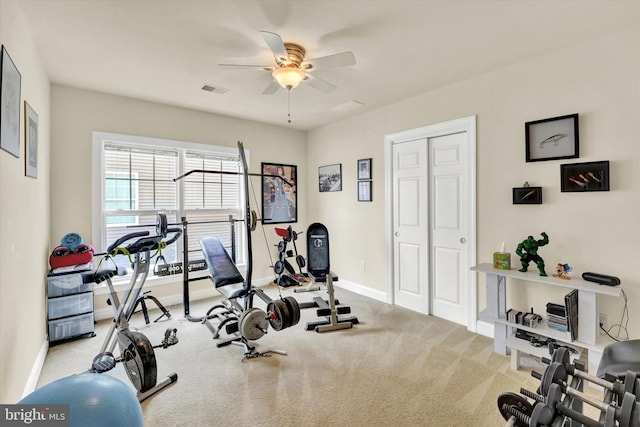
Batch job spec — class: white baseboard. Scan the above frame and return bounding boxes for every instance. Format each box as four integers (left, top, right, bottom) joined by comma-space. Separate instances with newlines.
22, 339, 49, 398
475, 319, 494, 338
335, 279, 387, 302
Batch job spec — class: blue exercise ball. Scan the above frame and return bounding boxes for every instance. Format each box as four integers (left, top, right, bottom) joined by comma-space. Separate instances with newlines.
19, 373, 143, 427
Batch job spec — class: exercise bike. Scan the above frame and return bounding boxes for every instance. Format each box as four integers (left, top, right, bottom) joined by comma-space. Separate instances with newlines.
90, 212, 180, 402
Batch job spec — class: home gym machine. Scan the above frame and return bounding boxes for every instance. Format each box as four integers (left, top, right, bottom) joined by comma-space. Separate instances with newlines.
174, 141, 301, 360
498, 346, 640, 426
89, 212, 180, 402
298, 222, 359, 332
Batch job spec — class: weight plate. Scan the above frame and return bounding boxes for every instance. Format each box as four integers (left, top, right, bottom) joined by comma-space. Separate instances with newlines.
497, 392, 533, 426
267, 301, 284, 331
250, 210, 258, 232
277, 241, 287, 253
239, 308, 268, 341
296, 255, 306, 269
283, 296, 300, 327
156, 212, 168, 238
274, 260, 284, 275
275, 299, 291, 330
284, 259, 296, 275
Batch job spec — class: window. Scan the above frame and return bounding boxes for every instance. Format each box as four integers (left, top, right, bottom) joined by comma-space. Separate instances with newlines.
92, 132, 246, 279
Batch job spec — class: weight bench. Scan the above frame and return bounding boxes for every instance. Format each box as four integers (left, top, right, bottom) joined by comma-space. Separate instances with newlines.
199, 236, 287, 360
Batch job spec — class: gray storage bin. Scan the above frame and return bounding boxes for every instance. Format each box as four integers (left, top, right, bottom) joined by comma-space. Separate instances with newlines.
47, 273, 91, 297
48, 312, 94, 342
48, 292, 93, 319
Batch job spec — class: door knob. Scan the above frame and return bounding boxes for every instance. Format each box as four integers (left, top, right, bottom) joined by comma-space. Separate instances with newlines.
394, 232, 399, 237
460, 237, 467, 244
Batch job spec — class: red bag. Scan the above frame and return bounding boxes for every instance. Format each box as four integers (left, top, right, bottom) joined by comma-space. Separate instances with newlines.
49, 244, 94, 269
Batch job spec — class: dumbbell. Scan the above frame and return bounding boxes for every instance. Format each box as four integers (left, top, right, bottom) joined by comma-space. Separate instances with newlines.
539, 348, 640, 400
534, 362, 640, 427
505, 383, 605, 427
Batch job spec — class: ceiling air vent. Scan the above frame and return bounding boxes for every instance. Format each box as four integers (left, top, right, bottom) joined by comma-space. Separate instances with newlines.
201, 84, 229, 95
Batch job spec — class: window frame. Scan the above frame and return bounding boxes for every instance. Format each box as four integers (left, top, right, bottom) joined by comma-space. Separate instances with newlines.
92, 131, 247, 285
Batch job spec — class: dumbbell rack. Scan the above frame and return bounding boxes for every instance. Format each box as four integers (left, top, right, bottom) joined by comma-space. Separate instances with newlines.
472, 263, 621, 376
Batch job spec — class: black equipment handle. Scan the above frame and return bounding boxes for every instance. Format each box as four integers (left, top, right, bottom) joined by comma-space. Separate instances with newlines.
164, 228, 182, 246
107, 231, 150, 255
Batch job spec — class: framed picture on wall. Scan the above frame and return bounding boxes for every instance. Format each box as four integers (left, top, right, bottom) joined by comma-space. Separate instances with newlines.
0, 45, 22, 158
525, 113, 579, 162
261, 162, 297, 224
358, 158, 372, 180
358, 180, 372, 202
24, 101, 38, 178
318, 163, 342, 192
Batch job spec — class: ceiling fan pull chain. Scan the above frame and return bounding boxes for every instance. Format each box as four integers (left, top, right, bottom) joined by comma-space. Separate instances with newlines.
288, 89, 292, 124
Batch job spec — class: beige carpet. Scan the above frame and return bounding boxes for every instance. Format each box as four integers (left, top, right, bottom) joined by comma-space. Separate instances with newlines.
37, 285, 542, 426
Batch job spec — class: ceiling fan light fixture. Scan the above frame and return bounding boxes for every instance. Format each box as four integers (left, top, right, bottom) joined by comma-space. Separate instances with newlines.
272, 67, 305, 90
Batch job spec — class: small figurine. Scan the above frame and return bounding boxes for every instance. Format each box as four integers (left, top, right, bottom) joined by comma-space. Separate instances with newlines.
553, 263, 573, 280
515, 232, 549, 276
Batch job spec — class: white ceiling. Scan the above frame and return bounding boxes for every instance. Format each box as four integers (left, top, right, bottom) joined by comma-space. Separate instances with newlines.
17, 0, 640, 131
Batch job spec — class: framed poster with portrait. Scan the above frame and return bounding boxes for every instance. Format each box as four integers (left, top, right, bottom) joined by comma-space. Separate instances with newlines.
261, 162, 297, 224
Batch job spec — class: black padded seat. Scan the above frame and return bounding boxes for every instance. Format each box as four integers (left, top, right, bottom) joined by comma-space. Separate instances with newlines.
596, 340, 640, 378
199, 237, 247, 300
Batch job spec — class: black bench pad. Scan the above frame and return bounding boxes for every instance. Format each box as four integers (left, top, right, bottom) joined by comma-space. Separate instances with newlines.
199, 237, 247, 300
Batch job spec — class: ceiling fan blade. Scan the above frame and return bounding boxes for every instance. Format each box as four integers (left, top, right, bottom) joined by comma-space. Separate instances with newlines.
303, 51, 356, 71
219, 64, 274, 71
260, 31, 289, 65
304, 74, 336, 94
262, 79, 281, 95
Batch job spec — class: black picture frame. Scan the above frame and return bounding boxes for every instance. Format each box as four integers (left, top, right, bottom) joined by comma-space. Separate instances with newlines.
24, 101, 38, 178
261, 162, 297, 224
560, 160, 609, 192
1, 45, 22, 158
318, 163, 342, 192
357, 158, 372, 180
525, 113, 579, 162
512, 187, 542, 204
358, 180, 372, 202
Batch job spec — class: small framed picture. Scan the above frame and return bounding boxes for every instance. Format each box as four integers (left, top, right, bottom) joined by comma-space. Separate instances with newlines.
358, 181, 372, 202
357, 158, 372, 180
512, 187, 542, 204
318, 163, 342, 192
525, 113, 579, 162
24, 101, 38, 178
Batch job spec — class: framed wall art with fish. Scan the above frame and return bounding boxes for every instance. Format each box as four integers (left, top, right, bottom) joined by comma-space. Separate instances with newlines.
525, 113, 579, 162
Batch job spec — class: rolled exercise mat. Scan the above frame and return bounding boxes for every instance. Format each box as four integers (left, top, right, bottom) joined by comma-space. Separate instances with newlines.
582, 272, 621, 286
61, 232, 83, 250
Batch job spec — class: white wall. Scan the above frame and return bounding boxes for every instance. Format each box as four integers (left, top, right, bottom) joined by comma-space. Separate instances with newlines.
308, 24, 640, 334
0, 0, 51, 403
50, 85, 307, 313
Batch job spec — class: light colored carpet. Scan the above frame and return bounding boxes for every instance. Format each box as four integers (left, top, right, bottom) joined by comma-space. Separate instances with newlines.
37, 285, 542, 426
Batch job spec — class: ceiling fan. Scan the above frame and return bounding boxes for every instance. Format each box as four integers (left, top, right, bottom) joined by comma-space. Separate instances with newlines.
219, 31, 356, 95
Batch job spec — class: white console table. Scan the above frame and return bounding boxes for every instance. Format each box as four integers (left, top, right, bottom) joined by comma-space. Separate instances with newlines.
472, 263, 620, 375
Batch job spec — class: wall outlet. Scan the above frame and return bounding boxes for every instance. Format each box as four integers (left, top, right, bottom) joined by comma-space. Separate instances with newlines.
599, 313, 608, 334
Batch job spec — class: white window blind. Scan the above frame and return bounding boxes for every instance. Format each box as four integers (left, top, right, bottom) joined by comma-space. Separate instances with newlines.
93, 133, 245, 277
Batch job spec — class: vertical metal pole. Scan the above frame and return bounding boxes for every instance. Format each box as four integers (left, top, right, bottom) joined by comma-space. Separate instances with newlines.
181, 216, 190, 316
229, 214, 236, 263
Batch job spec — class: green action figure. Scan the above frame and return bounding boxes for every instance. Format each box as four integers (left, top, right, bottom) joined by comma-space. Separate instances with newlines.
515, 232, 549, 276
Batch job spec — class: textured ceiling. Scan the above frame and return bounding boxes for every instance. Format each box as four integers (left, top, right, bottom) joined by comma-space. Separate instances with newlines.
17, 0, 640, 130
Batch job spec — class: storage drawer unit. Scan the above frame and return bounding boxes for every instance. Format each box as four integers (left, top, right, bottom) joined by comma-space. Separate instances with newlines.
47, 272, 95, 344
47, 292, 93, 320
48, 312, 94, 343
47, 273, 92, 297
